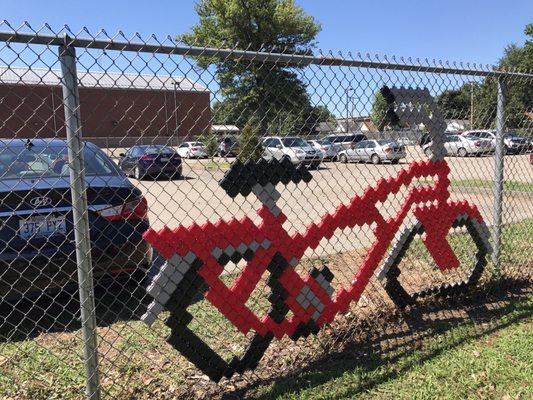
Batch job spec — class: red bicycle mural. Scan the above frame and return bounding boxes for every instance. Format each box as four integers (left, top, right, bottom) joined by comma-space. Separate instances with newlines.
141, 87, 491, 381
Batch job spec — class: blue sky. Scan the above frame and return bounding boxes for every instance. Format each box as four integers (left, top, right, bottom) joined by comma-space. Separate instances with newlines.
2, 0, 532, 66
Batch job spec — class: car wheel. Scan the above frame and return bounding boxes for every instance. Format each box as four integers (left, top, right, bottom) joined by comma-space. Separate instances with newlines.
281, 155, 291, 163
339, 153, 348, 163
134, 165, 144, 180
458, 147, 468, 157
371, 154, 381, 164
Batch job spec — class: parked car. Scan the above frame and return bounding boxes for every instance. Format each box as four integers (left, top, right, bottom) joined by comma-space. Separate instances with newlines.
118, 145, 182, 180
396, 136, 414, 146
423, 134, 494, 157
218, 136, 238, 157
323, 133, 367, 150
502, 132, 532, 154
462, 130, 532, 154
337, 140, 406, 164
307, 139, 340, 160
262, 136, 321, 168
176, 142, 208, 159
0, 139, 152, 300
420, 131, 456, 147
462, 130, 529, 153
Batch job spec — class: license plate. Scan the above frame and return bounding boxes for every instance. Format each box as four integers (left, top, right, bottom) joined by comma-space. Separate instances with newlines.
160, 157, 169, 162
19, 215, 67, 239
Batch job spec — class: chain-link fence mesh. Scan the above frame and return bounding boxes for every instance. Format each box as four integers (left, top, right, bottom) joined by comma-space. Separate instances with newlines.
0, 23, 531, 400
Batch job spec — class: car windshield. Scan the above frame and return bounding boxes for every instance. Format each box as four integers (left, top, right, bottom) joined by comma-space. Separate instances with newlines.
281, 137, 309, 147
0, 143, 118, 180
316, 139, 331, 145
141, 146, 175, 154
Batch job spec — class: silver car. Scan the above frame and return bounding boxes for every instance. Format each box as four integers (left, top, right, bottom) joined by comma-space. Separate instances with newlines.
176, 141, 208, 158
262, 136, 321, 168
423, 134, 493, 157
337, 140, 406, 164
307, 139, 341, 160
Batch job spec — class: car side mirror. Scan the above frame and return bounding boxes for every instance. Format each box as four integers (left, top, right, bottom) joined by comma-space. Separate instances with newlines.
119, 153, 125, 157
350, 144, 355, 149
276, 144, 282, 149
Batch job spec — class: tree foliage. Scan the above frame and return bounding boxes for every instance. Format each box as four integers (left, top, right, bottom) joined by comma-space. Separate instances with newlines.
237, 118, 263, 162
180, 0, 324, 134
370, 91, 393, 131
200, 130, 219, 157
435, 24, 533, 129
436, 85, 473, 120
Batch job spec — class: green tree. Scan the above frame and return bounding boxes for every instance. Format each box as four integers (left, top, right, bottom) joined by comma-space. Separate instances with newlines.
180, 0, 321, 133
436, 85, 471, 120
200, 130, 219, 157
237, 118, 263, 162
370, 91, 391, 131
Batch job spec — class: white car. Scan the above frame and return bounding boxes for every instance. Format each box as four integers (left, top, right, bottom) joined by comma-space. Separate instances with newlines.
176, 142, 208, 158
262, 136, 321, 168
337, 139, 406, 164
424, 134, 493, 157
307, 139, 341, 160
464, 130, 531, 154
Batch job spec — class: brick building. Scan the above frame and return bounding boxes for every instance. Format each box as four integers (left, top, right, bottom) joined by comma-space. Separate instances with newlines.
0, 66, 211, 147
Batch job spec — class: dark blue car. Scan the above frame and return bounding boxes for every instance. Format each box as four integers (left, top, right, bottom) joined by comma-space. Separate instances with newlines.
0, 139, 152, 300
118, 145, 182, 180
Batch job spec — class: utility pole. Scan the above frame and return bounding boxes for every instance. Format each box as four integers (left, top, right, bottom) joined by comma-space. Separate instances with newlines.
470, 83, 474, 129
345, 87, 353, 133
173, 80, 181, 144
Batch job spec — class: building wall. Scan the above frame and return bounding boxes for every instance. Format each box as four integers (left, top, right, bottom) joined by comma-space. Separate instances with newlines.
0, 84, 211, 147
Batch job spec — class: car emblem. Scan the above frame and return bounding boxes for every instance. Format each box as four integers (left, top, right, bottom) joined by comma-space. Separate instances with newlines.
30, 196, 53, 207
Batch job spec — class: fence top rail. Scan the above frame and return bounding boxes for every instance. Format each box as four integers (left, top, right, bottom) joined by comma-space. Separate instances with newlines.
0, 29, 533, 79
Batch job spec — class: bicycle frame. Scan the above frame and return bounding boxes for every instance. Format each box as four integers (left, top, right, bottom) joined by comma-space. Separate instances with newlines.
140, 86, 492, 381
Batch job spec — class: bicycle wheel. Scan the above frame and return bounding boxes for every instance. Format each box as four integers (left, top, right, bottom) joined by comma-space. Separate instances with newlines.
377, 215, 491, 308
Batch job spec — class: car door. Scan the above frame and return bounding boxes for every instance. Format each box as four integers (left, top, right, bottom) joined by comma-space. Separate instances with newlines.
269, 138, 284, 160
445, 136, 460, 155
354, 140, 371, 161
349, 141, 365, 160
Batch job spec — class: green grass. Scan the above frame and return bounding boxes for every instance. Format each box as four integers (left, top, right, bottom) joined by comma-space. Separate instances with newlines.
252, 296, 532, 400
203, 160, 231, 170
419, 178, 533, 193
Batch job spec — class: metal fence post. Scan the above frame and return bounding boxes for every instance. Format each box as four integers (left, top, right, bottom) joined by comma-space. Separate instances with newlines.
59, 43, 102, 400
492, 77, 506, 272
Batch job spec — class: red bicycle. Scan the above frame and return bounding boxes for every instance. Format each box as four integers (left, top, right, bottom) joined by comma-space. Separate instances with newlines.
141, 87, 492, 381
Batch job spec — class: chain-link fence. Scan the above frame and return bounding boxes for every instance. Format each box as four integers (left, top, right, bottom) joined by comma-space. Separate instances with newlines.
0, 23, 531, 400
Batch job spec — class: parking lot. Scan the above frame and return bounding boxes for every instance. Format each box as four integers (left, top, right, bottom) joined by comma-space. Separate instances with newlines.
105, 146, 533, 259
